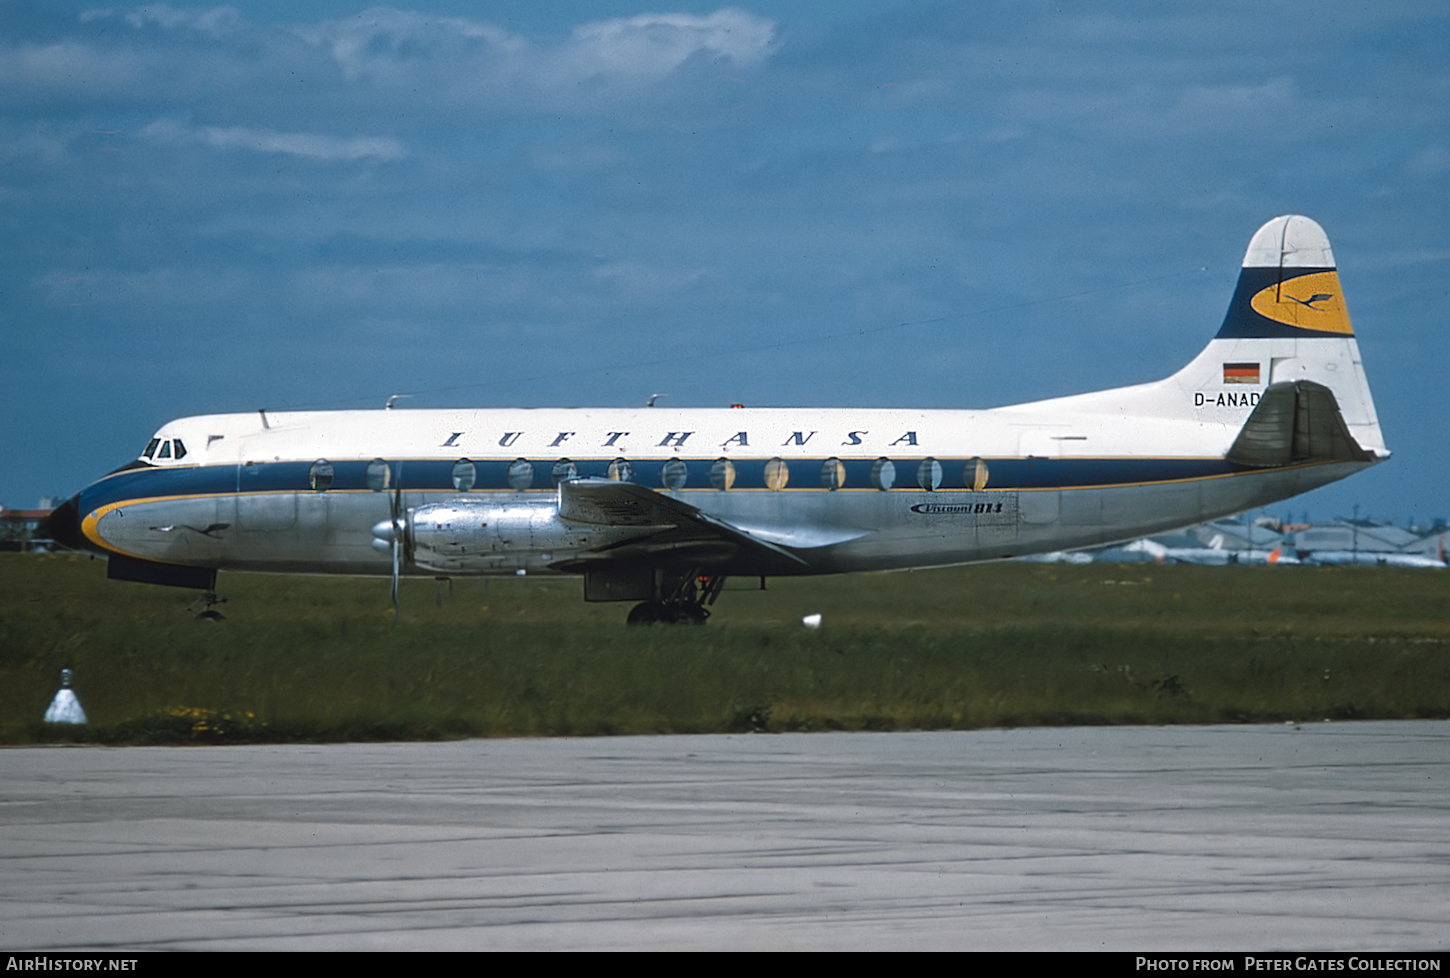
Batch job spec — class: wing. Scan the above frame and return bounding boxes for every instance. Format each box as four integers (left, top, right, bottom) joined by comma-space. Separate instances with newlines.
556, 478, 871, 571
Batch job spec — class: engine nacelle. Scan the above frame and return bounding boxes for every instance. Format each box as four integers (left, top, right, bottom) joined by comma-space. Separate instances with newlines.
408, 499, 651, 574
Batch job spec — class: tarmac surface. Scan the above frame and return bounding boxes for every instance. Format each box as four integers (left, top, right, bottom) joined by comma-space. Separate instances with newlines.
1, 722, 1447, 951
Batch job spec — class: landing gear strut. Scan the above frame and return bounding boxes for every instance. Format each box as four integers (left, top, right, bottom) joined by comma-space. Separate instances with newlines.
627, 573, 725, 626
188, 590, 227, 621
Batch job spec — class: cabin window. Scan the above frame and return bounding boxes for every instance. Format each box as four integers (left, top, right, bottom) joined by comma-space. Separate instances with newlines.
966, 457, 989, 491
157, 440, 172, 459
366, 458, 391, 491
916, 457, 942, 491
308, 459, 334, 492
710, 458, 736, 491
607, 458, 634, 482
870, 457, 895, 491
451, 459, 476, 492
142, 438, 160, 460
551, 459, 578, 486
508, 459, 534, 491
820, 457, 846, 490
764, 457, 790, 491
661, 458, 688, 490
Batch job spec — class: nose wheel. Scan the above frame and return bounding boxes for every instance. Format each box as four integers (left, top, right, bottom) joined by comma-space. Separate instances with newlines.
188, 590, 227, 621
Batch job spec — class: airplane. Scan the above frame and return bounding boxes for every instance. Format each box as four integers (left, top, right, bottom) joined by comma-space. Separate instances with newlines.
1287, 519, 1446, 568
1109, 536, 1299, 567
1297, 551, 1444, 569
45, 215, 1388, 623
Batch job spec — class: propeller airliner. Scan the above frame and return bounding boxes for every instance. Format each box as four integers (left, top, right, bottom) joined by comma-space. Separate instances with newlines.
47, 216, 1388, 623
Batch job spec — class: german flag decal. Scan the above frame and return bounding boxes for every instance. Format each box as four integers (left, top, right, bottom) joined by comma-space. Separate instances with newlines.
1223, 362, 1260, 385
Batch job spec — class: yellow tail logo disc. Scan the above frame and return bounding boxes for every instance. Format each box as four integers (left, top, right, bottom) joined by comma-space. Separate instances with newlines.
1249, 271, 1353, 335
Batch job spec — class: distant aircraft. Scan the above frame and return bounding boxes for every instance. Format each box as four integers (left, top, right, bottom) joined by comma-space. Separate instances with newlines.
1113, 537, 1299, 567
1297, 552, 1444, 569
47, 216, 1388, 622
1288, 519, 1446, 568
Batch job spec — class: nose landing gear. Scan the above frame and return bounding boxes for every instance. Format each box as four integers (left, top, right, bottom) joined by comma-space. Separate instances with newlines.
188, 590, 227, 621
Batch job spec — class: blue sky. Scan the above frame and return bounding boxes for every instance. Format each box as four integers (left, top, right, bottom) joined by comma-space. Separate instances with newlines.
4, 1, 1447, 524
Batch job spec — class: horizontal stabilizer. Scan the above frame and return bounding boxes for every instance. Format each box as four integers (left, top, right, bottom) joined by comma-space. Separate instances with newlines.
1226, 381, 1375, 468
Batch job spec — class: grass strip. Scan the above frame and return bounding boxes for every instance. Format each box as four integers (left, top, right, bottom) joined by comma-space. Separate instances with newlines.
3, 553, 1447, 743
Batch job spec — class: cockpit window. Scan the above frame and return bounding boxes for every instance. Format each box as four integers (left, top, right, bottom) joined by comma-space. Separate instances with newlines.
172, 439, 187, 460
142, 438, 160, 460
157, 440, 172, 459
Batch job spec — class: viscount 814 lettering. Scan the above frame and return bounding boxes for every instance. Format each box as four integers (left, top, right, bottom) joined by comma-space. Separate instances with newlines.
910, 502, 1005, 515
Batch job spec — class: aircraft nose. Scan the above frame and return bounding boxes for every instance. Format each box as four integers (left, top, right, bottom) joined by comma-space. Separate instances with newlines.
44, 493, 83, 551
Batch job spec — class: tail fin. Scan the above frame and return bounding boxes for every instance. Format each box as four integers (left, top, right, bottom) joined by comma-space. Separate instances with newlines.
1014, 216, 1387, 463
1201, 215, 1386, 459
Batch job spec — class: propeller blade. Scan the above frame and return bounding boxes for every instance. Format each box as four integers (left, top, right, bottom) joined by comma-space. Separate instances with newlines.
391, 536, 400, 617
391, 462, 403, 618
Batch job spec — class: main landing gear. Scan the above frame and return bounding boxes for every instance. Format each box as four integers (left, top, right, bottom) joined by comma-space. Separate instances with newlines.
626, 573, 726, 626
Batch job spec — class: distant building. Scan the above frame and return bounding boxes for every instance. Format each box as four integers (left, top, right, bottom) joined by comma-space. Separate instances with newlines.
0, 507, 55, 552
1290, 520, 1419, 554
1060, 514, 1447, 568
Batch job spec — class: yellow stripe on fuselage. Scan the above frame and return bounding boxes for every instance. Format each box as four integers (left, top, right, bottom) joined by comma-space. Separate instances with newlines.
80, 493, 221, 556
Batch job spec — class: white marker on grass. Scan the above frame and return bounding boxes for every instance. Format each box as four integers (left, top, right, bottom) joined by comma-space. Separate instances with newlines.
44, 668, 88, 725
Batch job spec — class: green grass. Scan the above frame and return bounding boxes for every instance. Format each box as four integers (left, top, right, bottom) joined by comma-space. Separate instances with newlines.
3, 553, 1448, 743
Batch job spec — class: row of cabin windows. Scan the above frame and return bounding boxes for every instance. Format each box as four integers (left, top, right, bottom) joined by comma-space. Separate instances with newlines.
305, 456, 991, 493
141, 438, 187, 461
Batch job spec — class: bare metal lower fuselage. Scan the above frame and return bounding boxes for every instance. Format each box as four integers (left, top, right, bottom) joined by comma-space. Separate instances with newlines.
72, 456, 1370, 579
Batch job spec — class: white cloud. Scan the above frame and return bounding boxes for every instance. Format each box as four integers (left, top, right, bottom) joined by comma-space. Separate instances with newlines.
592, 260, 712, 297
292, 7, 525, 84
0, 121, 74, 165
0, 40, 139, 91
33, 264, 253, 309
82, 4, 244, 38
1407, 145, 1450, 178
202, 125, 405, 162
293, 6, 775, 102
1172, 77, 1298, 127
563, 9, 776, 82
142, 118, 406, 162
2, 6, 776, 124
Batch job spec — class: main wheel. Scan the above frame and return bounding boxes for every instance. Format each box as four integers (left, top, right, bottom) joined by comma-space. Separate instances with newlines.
627, 601, 667, 626
674, 603, 708, 626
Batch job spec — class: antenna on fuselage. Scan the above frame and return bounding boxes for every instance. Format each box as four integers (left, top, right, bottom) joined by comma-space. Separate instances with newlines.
385, 394, 411, 410
258, 409, 270, 429
646, 393, 670, 407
